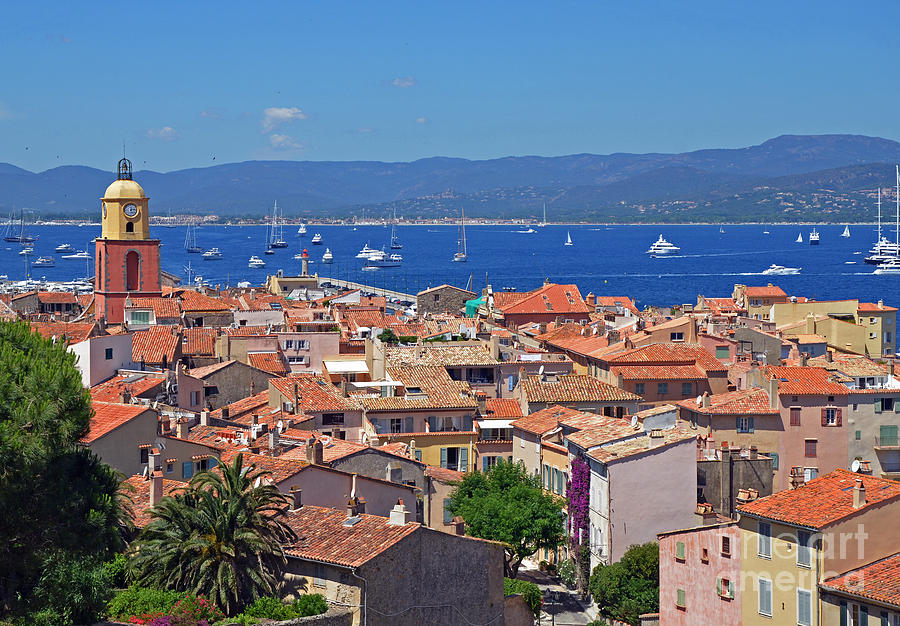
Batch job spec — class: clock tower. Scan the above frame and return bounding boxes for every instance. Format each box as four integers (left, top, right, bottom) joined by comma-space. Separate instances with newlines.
94, 157, 162, 323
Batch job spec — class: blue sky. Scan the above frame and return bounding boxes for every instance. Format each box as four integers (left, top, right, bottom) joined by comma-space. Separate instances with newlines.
1, 1, 899, 172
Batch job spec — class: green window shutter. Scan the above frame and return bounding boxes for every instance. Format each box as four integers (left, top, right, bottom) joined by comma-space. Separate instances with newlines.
749, 416, 755, 433
770, 452, 779, 469
875, 399, 883, 413
735, 416, 741, 431
543, 464, 550, 489
881, 425, 899, 447
840, 601, 847, 626
716, 578, 722, 595
440, 447, 448, 468
895, 400, 900, 413
676, 588, 685, 607
443, 498, 452, 524
208, 457, 217, 468
182, 462, 193, 479
459, 446, 468, 471
676, 541, 685, 560
728, 580, 734, 598
414, 449, 421, 462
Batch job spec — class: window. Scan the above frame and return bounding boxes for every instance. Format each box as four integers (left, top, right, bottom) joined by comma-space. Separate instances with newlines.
871, 317, 877, 324
701, 547, 709, 562
676, 588, 685, 609
790, 407, 801, 426
715, 346, 730, 359
880, 425, 899, 447
105, 347, 114, 360
131, 310, 150, 324
855, 430, 862, 441
322, 413, 344, 426
717, 578, 734, 599
165, 462, 173, 474
312, 563, 326, 588
434, 293, 440, 302
414, 449, 422, 462
737, 416, 755, 433
635, 383, 645, 396
675, 541, 685, 561
824, 408, 837, 426
658, 382, 669, 395
390, 418, 402, 433
190, 390, 200, 407
284, 339, 294, 349
758, 578, 772, 617
797, 589, 812, 626
441, 446, 464, 471
443, 498, 453, 524
758, 522, 771, 558
681, 382, 693, 397
140, 448, 149, 464
543, 464, 551, 490
884, 398, 895, 412
797, 530, 811, 568
670, 332, 684, 342
483, 456, 499, 471
721, 536, 731, 556
182, 462, 194, 479
804, 467, 818, 482
805, 439, 817, 458
125, 250, 139, 291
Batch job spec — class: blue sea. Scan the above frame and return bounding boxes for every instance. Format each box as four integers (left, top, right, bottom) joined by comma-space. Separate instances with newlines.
7, 223, 898, 308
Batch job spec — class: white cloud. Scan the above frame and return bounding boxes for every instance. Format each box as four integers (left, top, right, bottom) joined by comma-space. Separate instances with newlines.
146, 126, 179, 141
201, 108, 224, 119
416, 116, 429, 125
269, 134, 302, 150
357, 127, 374, 134
262, 107, 307, 133
391, 76, 417, 88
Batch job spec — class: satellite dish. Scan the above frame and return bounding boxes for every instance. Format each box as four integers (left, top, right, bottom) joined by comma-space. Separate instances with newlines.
254, 477, 262, 488
152, 401, 159, 409
696, 395, 703, 406
851, 459, 861, 473
142, 465, 149, 478
630, 415, 638, 428
277, 420, 284, 432
538, 365, 545, 376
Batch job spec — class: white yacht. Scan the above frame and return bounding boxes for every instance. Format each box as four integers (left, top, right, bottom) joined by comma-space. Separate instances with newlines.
564, 231, 574, 246
453, 207, 468, 262
18, 247, 33, 256
762, 264, 801, 275
54, 243, 75, 253
366, 252, 402, 267
646, 234, 680, 255
202, 247, 223, 260
356, 243, 378, 259
321, 248, 334, 264
866, 173, 900, 264
32, 256, 55, 267
61, 250, 90, 260
874, 258, 900, 274
517, 227, 537, 234
841, 225, 851, 238
297, 223, 307, 236
809, 228, 820, 245
248, 255, 266, 268
311, 233, 323, 245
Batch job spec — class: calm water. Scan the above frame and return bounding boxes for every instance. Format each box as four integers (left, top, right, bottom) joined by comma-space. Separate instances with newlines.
8, 223, 898, 308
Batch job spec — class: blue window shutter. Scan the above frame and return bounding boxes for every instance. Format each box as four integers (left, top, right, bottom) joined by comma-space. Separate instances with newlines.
443, 498, 452, 524
182, 462, 193, 479
460, 446, 468, 471
749, 417, 755, 433
861, 606, 868, 623
414, 449, 422, 461
483, 456, 489, 472
736, 416, 741, 431
208, 457, 218, 468
508, 375, 514, 392
440, 447, 448, 468
770, 452, 779, 469
404, 417, 413, 433
882, 610, 889, 626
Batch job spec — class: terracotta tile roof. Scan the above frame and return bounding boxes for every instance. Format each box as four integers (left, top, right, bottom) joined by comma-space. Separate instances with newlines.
744, 285, 788, 298
210, 390, 270, 421
425, 465, 465, 483
484, 398, 523, 419
586, 426, 696, 464
220, 448, 308, 484
417, 284, 476, 297
543, 332, 611, 358
358, 366, 477, 411
36, 291, 78, 304
237, 294, 291, 311
90, 373, 165, 403
700, 297, 745, 314
511, 405, 585, 436
594, 296, 639, 315
131, 325, 180, 365
497, 283, 592, 316
29, 321, 96, 344
223, 326, 274, 336
613, 364, 707, 380
385, 345, 497, 368
283, 505, 419, 567
127, 296, 182, 319
270, 375, 362, 413
123, 475, 187, 527
858, 302, 898, 312
81, 401, 152, 444
808, 354, 889, 379
676, 388, 779, 415
173, 289, 232, 312
248, 352, 290, 376
563, 415, 642, 449
520, 374, 641, 404
762, 365, 849, 396
738, 469, 900, 529
187, 360, 236, 379
790, 334, 827, 344
820, 552, 900, 608
182, 327, 217, 357
605, 342, 727, 373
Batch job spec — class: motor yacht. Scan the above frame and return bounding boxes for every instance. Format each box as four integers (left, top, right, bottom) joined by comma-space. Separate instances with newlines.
809, 228, 820, 245
32, 256, 55, 267
874, 258, 900, 275
18, 247, 33, 256
297, 223, 307, 236
248, 255, 266, 268
61, 250, 90, 260
356, 243, 378, 259
54, 243, 75, 253
762, 264, 801, 275
646, 234, 680, 255
321, 248, 334, 264
201, 248, 223, 260
311, 233, 323, 245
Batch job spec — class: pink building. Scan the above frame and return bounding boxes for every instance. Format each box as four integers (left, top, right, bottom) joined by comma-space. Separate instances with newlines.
658, 522, 741, 624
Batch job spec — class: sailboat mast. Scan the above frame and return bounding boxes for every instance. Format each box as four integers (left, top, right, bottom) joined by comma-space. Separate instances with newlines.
462, 207, 467, 255
877, 187, 882, 242
895, 165, 899, 249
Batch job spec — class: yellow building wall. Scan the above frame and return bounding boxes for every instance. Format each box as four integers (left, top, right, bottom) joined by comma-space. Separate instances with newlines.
381, 432, 476, 472
853, 309, 895, 358
540, 444, 569, 497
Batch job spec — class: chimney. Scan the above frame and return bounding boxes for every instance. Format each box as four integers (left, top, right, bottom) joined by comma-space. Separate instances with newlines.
293, 382, 300, 413
694, 503, 718, 526
749, 445, 758, 460
340, 378, 349, 398
768, 377, 779, 410
825, 350, 833, 363
176, 420, 189, 439
161, 416, 171, 434
356, 496, 366, 514
289, 486, 303, 510
852, 480, 867, 509
806, 312, 816, 335
221, 406, 230, 420
268, 429, 279, 452
476, 392, 487, 415
120, 389, 132, 404
586, 292, 596, 307
701, 391, 711, 408
149, 470, 164, 507
409, 439, 417, 459
199, 409, 210, 426
252, 414, 259, 426
147, 449, 160, 473
305, 437, 316, 464
800, 352, 808, 367
648, 428, 665, 448
388, 499, 410, 526
346, 497, 358, 518
312, 439, 324, 465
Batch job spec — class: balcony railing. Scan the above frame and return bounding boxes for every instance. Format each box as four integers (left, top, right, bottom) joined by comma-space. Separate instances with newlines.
875, 435, 900, 449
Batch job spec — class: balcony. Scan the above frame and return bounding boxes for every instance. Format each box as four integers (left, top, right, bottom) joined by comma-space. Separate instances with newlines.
875, 435, 900, 450
881, 464, 900, 480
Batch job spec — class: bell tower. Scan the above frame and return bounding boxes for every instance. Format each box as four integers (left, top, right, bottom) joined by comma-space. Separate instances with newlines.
94, 157, 162, 324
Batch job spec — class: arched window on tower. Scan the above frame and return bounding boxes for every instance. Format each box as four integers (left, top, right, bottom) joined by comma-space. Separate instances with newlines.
125, 222, 134, 233
125, 251, 139, 291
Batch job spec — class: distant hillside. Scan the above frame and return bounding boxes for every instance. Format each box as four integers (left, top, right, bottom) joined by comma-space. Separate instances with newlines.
2, 134, 900, 221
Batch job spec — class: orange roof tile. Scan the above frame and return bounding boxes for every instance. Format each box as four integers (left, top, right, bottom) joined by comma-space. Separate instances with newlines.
131, 326, 180, 365
594, 296, 639, 315
605, 342, 726, 372
425, 465, 465, 483
90, 373, 165, 403
511, 405, 584, 435
81, 401, 152, 444
484, 398, 523, 419
187, 360, 237, 379
858, 302, 898, 312
520, 374, 641, 404
270, 375, 362, 413
29, 321, 96, 344
676, 387, 779, 415
498, 283, 592, 316
762, 365, 849, 396
586, 426, 696, 464
744, 285, 788, 298
127, 296, 182, 319
820, 552, 900, 607
175, 289, 232, 312
737, 469, 900, 529
210, 390, 270, 421
182, 327, 217, 356
248, 352, 290, 376
563, 415, 641, 449
220, 448, 308, 483
36, 291, 78, 304
283, 505, 419, 567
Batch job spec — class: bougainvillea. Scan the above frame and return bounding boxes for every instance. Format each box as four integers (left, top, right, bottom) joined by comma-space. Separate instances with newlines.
567, 455, 590, 552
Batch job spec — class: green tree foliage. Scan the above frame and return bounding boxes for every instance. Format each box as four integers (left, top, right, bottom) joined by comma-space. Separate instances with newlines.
128, 454, 298, 615
589, 542, 659, 626
376, 328, 399, 344
242, 594, 328, 620
503, 578, 542, 618
107, 586, 188, 621
448, 460, 564, 577
0, 321, 129, 617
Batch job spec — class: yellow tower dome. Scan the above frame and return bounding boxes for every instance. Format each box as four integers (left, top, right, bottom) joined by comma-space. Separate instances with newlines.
103, 178, 146, 199
100, 157, 151, 240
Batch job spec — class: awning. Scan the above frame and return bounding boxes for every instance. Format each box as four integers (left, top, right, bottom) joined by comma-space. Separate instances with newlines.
323, 360, 369, 374
477, 418, 515, 429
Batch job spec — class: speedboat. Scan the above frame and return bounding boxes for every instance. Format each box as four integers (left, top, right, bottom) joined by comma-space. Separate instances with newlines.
311, 233, 323, 245
874, 258, 900, 275
264, 248, 275, 255
248, 255, 266, 268
201, 248, 223, 260
62, 250, 90, 259
516, 227, 537, 234
646, 234, 680, 255
54, 243, 75, 253
809, 228, 820, 245
32, 256, 55, 267
762, 264, 801, 275
321, 248, 334, 264
18, 247, 33, 256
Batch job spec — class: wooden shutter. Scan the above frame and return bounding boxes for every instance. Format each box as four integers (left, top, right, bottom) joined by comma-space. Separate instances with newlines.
875, 399, 883, 414
404, 417, 413, 433
836, 408, 842, 427
749, 416, 755, 433
459, 446, 468, 471
840, 601, 847, 626
821, 408, 828, 426
182, 461, 193, 479
728, 580, 735, 599
440, 447, 448, 468
483, 456, 489, 472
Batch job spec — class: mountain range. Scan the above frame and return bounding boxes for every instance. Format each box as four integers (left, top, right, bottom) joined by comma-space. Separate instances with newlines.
3, 134, 900, 222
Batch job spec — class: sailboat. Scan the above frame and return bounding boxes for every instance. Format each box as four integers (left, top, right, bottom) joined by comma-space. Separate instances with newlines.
453, 207, 468, 262
796, 233, 803, 243
268, 201, 288, 248
538, 202, 547, 227
3, 210, 38, 243
841, 225, 851, 238
564, 231, 573, 246
390, 209, 402, 249
865, 173, 900, 264
184, 222, 203, 253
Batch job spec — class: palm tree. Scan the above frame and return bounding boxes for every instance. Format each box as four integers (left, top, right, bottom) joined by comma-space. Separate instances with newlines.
128, 454, 297, 615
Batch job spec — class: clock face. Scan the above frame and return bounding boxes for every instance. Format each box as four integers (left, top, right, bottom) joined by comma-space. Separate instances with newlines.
123, 203, 138, 218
